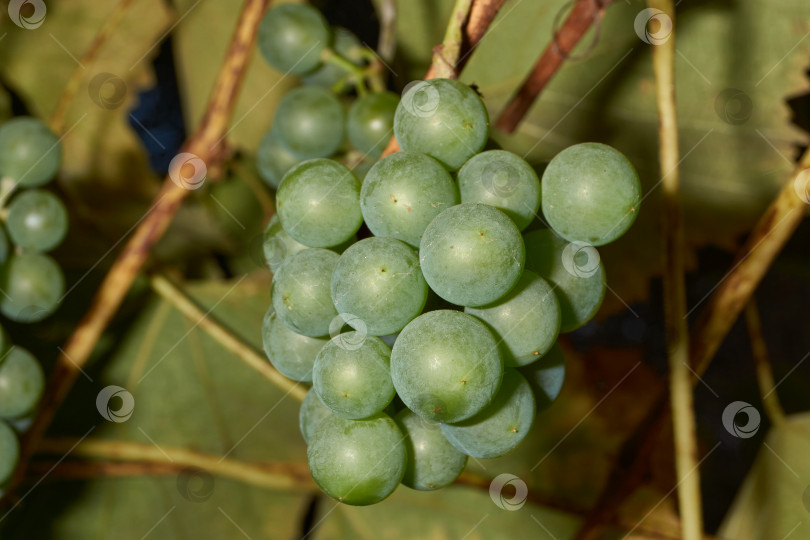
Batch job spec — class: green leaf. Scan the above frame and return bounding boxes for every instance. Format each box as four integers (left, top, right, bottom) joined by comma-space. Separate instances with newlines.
719, 414, 810, 538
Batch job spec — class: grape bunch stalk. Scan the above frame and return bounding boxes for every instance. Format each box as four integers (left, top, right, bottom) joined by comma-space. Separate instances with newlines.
256, 3, 641, 506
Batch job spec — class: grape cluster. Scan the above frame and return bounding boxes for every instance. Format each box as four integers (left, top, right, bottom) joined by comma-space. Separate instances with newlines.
0, 117, 67, 323
255, 4, 399, 190
258, 4, 641, 507
0, 325, 46, 485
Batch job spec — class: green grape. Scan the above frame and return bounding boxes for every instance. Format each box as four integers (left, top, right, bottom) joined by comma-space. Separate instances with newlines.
261, 306, 327, 382
523, 229, 606, 332
393, 79, 489, 170
302, 27, 365, 90
271, 248, 338, 337
307, 413, 406, 505
313, 334, 395, 419
518, 341, 565, 410
0, 117, 61, 188
419, 203, 524, 307
0, 253, 64, 323
0, 224, 9, 265
441, 369, 535, 459
390, 310, 502, 423
276, 159, 362, 248
274, 87, 345, 160
262, 215, 307, 273
299, 388, 334, 444
0, 347, 44, 419
541, 142, 641, 246
360, 152, 457, 247
331, 237, 428, 336
347, 91, 399, 158
395, 409, 467, 491
256, 128, 300, 190
457, 150, 540, 231
465, 270, 560, 367
257, 3, 330, 75
6, 189, 68, 252
0, 420, 19, 485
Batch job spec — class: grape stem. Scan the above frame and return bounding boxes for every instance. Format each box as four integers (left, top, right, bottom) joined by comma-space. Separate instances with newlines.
149, 273, 307, 402
743, 299, 787, 425
432, 0, 474, 79
648, 1, 704, 539
372, 0, 397, 63
494, 0, 614, 134
1, 0, 272, 507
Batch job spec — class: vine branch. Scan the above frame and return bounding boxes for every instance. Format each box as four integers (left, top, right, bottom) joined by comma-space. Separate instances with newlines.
494, 0, 613, 133
649, 1, 703, 538
5, 0, 271, 505
149, 273, 307, 402
744, 299, 786, 425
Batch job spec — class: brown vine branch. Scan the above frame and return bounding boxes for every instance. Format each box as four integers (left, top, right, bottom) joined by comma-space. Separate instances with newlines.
649, 1, 703, 537
744, 299, 787, 425
149, 273, 307, 402
5, 0, 271, 505
494, 0, 613, 133
379, 0, 507, 157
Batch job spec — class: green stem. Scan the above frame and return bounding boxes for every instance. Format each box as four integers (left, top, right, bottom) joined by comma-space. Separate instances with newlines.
321, 48, 369, 95
432, 0, 474, 78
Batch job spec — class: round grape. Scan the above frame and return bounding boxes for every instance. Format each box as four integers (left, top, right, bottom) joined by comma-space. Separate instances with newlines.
6, 189, 68, 252
257, 3, 330, 75
391, 310, 502, 423
302, 27, 365, 90
395, 409, 467, 491
0, 253, 64, 323
465, 270, 560, 367
299, 388, 333, 444
313, 334, 394, 419
331, 237, 428, 336
274, 87, 345, 160
261, 306, 327, 382
271, 248, 338, 337
307, 413, 406, 505
276, 159, 362, 248
441, 369, 535, 459
524, 229, 606, 332
457, 150, 540, 231
394, 79, 489, 170
262, 215, 307, 273
256, 128, 301, 190
518, 342, 565, 410
360, 152, 457, 247
541, 142, 641, 245
0, 347, 44, 419
348, 91, 399, 158
0, 117, 61, 188
0, 420, 19, 485
419, 203, 524, 307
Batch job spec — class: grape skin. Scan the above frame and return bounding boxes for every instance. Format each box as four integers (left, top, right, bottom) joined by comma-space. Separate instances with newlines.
360, 152, 458, 248
419, 203, 525, 307
274, 87, 345, 160
313, 334, 395, 419
441, 369, 535, 459
331, 237, 428, 336
0, 347, 44, 419
271, 248, 339, 337
395, 409, 467, 491
541, 142, 641, 246
0, 253, 65, 323
518, 342, 566, 411
6, 189, 69, 252
0, 420, 19, 485
256, 129, 301, 190
307, 413, 406, 505
262, 215, 308, 273
390, 310, 503, 424
299, 388, 334, 444
0, 117, 61, 188
258, 3, 330, 75
347, 92, 399, 158
261, 306, 328, 382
